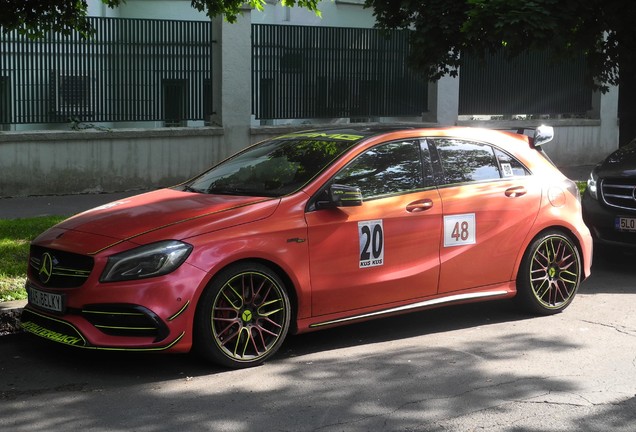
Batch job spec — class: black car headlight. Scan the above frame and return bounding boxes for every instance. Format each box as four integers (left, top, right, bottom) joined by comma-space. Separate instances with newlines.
100, 240, 193, 282
587, 171, 598, 200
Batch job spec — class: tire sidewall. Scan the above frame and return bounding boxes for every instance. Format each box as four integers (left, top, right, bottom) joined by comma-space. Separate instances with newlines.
515, 230, 582, 315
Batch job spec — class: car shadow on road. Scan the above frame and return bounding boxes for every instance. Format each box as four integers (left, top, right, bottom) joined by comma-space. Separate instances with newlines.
584, 245, 636, 294
3, 296, 540, 383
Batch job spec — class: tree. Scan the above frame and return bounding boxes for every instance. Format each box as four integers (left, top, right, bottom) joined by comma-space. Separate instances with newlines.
0, 0, 320, 38
365, 0, 636, 92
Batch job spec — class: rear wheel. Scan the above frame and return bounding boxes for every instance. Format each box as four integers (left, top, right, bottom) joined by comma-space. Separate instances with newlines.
195, 262, 291, 368
515, 231, 582, 315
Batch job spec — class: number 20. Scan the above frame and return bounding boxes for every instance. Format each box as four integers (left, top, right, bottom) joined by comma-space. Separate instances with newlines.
360, 224, 383, 260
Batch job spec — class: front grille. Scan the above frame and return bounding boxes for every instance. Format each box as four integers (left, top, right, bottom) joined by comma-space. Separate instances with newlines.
601, 178, 636, 211
29, 246, 94, 288
82, 304, 169, 341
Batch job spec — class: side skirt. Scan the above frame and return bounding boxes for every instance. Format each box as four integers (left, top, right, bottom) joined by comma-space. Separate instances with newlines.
306, 290, 511, 330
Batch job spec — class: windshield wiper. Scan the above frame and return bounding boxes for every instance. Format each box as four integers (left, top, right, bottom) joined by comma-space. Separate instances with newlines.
206, 187, 252, 196
182, 184, 204, 193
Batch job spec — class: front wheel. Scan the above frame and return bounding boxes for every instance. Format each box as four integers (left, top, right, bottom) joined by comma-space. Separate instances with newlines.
515, 231, 582, 315
194, 262, 291, 368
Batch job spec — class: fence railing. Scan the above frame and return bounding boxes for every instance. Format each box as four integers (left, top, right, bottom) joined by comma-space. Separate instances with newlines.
0, 18, 594, 126
459, 49, 593, 117
0, 17, 212, 125
251, 24, 429, 121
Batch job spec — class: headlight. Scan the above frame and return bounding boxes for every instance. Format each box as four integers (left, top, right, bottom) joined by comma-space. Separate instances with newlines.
100, 240, 193, 282
587, 171, 598, 200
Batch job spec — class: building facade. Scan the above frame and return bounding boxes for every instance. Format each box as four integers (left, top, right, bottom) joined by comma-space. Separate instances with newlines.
0, 0, 619, 196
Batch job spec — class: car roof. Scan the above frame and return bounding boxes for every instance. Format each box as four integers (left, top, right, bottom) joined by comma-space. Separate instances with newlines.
277, 126, 529, 143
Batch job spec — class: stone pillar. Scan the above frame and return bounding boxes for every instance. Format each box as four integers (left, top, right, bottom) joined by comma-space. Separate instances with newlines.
424, 74, 460, 126
599, 85, 619, 152
211, 8, 253, 157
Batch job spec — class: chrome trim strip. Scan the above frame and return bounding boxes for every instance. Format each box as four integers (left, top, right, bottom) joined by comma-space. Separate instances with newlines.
309, 291, 509, 328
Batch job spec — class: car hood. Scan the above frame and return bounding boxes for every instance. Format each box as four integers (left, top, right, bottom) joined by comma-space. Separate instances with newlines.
597, 141, 636, 178
34, 189, 279, 255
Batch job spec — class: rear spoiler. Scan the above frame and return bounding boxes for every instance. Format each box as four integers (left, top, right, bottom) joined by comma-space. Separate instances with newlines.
513, 125, 554, 149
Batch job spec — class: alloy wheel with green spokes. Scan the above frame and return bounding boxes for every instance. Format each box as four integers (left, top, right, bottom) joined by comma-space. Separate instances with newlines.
195, 263, 291, 368
516, 231, 582, 315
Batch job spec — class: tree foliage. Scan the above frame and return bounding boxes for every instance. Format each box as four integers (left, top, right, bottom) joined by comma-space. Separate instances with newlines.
0, 0, 113, 38
0, 0, 320, 38
365, 0, 636, 90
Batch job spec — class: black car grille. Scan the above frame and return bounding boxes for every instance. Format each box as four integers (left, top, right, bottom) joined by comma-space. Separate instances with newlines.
29, 246, 94, 288
601, 178, 636, 211
81, 304, 169, 341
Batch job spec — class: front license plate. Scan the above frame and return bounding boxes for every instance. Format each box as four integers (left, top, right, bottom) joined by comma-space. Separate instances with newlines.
615, 216, 636, 232
27, 285, 65, 313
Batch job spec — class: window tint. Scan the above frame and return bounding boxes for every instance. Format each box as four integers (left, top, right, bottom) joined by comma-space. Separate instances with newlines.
495, 148, 528, 177
435, 139, 500, 184
333, 141, 424, 199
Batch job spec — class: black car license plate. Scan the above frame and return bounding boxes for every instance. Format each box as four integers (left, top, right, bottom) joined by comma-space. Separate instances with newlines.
27, 284, 65, 313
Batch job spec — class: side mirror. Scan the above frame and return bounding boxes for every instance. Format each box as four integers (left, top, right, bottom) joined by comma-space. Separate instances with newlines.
330, 184, 363, 207
533, 125, 554, 148
316, 184, 363, 209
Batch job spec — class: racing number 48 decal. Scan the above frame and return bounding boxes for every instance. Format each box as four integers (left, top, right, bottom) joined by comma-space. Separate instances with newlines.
359, 220, 384, 268
444, 214, 476, 247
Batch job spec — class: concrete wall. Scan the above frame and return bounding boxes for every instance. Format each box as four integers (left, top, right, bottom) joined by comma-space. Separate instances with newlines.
0, 128, 226, 197
1, 117, 616, 198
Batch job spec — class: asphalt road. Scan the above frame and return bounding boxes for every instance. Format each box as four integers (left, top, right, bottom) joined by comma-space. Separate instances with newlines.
1, 248, 634, 432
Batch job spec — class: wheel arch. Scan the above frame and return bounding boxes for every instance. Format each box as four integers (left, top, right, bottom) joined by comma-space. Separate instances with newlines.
193, 257, 300, 335
512, 225, 587, 283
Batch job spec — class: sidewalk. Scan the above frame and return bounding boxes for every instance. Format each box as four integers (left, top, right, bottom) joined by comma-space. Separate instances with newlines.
0, 190, 147, 219
0, 165, 594, 220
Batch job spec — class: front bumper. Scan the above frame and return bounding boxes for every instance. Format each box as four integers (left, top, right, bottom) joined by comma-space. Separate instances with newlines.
582, 191, 636, 248
21, 307, 186, 351
20, 261, 209, 352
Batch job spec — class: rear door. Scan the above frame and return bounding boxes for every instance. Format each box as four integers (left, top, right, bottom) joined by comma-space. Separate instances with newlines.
431, 138, 543, 293
305, 139, 442, 316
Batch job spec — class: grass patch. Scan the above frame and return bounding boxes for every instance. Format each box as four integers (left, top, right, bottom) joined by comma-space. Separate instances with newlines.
0, 216, 64, 302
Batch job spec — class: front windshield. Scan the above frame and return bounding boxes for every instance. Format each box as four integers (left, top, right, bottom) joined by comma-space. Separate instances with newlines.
184, 137, 360, 197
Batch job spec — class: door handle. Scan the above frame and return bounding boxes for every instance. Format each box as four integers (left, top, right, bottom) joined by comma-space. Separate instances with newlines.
406, 199, 434, 212
505, 186, 527, 198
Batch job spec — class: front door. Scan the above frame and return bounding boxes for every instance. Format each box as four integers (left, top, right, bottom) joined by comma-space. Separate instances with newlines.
306, 140, 443, 316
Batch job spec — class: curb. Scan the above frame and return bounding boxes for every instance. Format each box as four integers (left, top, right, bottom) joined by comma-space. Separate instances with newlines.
0, 300, 26, 336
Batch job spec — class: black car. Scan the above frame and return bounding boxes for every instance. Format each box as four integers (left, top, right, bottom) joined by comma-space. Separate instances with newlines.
582, 139, 636, 248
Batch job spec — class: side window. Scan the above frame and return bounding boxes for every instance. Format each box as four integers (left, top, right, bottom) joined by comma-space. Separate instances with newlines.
434, 139, 500, 184
333, 140, 424, 199
494, 149, 528, 177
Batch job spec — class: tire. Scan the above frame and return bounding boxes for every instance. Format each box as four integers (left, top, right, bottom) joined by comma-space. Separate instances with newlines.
194, 262, 291, 368
515, 230, 582, 315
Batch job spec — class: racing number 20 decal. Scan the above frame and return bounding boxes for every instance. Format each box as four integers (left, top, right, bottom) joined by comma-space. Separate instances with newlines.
359, 220, 384, 268
444, 214, 476, 247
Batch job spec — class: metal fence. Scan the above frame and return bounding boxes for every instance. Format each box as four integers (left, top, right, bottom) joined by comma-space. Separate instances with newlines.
252, 24, 428, 120
0, 17, 212, 125
459, 49, 593, 117
0, 17, 594, 126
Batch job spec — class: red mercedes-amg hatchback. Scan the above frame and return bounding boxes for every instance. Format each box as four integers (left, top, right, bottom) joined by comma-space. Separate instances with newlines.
22, 126, 592, 368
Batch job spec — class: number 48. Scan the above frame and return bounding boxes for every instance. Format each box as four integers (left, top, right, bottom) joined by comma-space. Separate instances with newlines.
444, 214, 476, 247
451, 221, 470, 241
